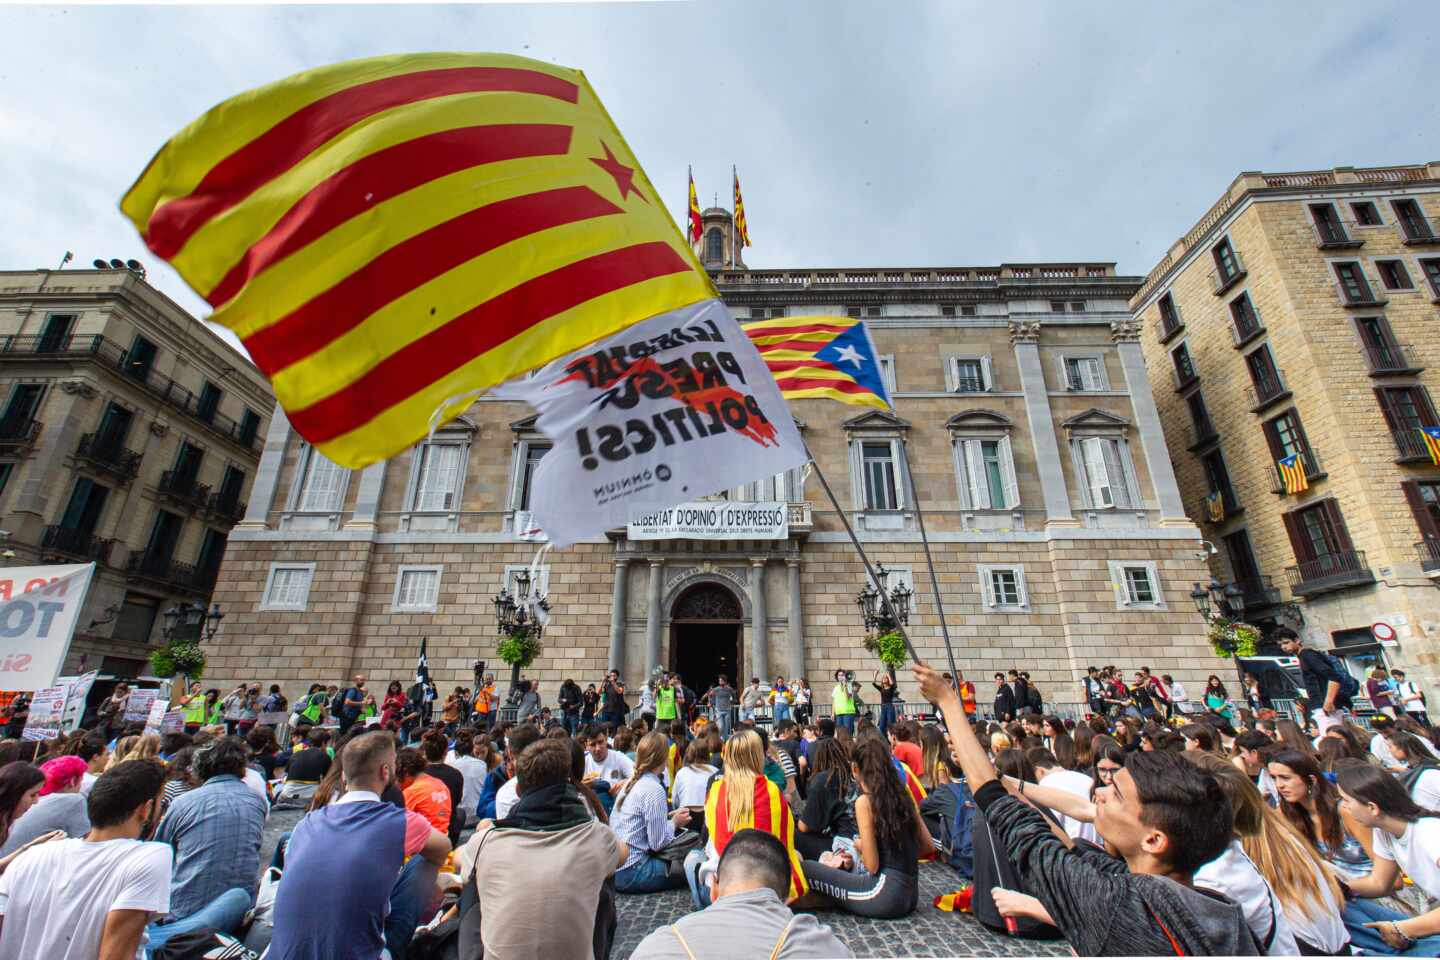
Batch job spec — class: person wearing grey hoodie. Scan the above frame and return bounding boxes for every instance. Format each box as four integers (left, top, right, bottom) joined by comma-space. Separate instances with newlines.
916, 663, 1259, 957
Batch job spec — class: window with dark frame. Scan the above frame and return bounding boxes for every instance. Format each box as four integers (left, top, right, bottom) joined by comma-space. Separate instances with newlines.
1402, 480, 1440, 546
1202, 449, 1237, 511
1158, 293, 1180, 334
1310, 203, 1347, 244
1393, 198, 1434, 240
1263, 409, 1316, 476
518, 442, 550, 511
1245, 346, 1284, 403
196, 381, 222, 424
940, 305, 956, 318
1213, 238, 1240, 281
1187, 392, 1216, 442
1375, 260, 1414, 290
1333, 262, 1376, 303
1070, 301, 1085, 312
1352, 201, 1382, 226
1420, 259, 1440, 297
1229, 292, 1262, 339
1292, 500, 1351, 563
1223, 530, 1263, 589
1172, 343, 1197, 386
238, 408, 261, 446
1123, 567, 1156, 605
1375, 386, 1438, 459
960, 305, 977, 317
861, 441, 899, 511
126, 335, 158, 381
1050, 301, 1066, 313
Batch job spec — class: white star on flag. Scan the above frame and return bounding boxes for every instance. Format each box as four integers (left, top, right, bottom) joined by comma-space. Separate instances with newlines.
833, 344, 865, 368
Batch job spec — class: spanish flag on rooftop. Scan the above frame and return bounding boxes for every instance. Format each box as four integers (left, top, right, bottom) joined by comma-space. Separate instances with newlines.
121, 53, 715, 468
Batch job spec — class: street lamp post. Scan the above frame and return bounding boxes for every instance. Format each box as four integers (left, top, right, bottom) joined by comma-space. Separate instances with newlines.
856, 563, 912, 681
160, 601, 224, 690
493, 570, 549, 699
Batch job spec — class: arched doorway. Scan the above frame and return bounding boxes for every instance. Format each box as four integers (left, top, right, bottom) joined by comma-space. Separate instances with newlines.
670, 583, 742, 690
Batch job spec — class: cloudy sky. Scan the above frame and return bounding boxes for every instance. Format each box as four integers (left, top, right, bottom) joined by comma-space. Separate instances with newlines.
1, 2, 1434, 358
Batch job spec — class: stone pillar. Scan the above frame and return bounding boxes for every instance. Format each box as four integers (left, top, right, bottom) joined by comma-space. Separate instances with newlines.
237, 406, 290, 530
1112, 319, 1190, 525
786, 557, 804, 679
1010, 319, 1076, 525
609, 558, 629, 674
343, 462, 386, 530
750, 558, 769, 680
645, 559, 664, 678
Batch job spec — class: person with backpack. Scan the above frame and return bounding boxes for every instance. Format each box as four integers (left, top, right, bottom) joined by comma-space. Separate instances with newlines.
1393, 669, 1430, 727
1277, 628, 1356, 733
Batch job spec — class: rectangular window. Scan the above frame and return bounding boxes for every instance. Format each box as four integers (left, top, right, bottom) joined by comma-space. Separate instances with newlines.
238, 408, 261, 446
1352, 201, 1382, 226
863, 306, 881, 319
1187, 393, 1216, 443
196, 381, 222, 424
1292, 501, 1350, 562
1420, 259, 1440, 297
1213, 238, 1240, 281
113, 593, 159, 645
196, 529, 227, 585
262, 564, 314, 611
960, 305, 977, 317
978, 565, 1026, 609
1334, 262, 1377, 303
1376, 387, 1438, 460
956, 437, 1017, 510
60, 477, 109, 538
1393, 199, 1434, 240
1065, 357, 1105, 391
1310, 203, 1348, 245
144, 510, 184, 565
1123, 566, 1156, 604
518, 442, 550, 511
1077, 437, 1133, 509
940, 305, 956, 318
1403, 480, 1440, 543
1171, 343, 1197, 387
36, 313, 75, 353
0, 463, 12, 500
861, 441, 899, 510
95, 403, 133, 453
1375, 260, 1414, 290
1202, 449, 1237, 511
394, 566, 442, 612
1070, 301, 1086, 312
172, 442, 203, 484
296, 445, 347, 512
877, 355, 897, 393
1050, 301, 1067, 313
218, 465, 245, 506
846, 307, 862, 319
0, 384, 44, 437
411, 442, 464, 511
1224, 530, 1263, 586
1245, 345, 1284, 403
1229, 292, 1262, 341
950, 357, 989, 393
1158, 293, 1181, 335
126, 335, 157, 381
1264, 409, 1309, 460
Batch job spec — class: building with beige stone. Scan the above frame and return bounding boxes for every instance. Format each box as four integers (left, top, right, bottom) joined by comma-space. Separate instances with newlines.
1132, 161, 1440, 703
0, 263, 274, 675
203, 212, 1221, 706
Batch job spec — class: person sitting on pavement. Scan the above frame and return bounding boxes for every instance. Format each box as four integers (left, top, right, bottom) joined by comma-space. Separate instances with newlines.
484, 723, 543, 821
915, 661, 1260, 956
0, 759, 173, 960
610, 731, 693, 894
269, 730, 451, 959
77, 732, 110, 796
419, 729, 465, 845
150, 734, 267, 948
0, 755, 91, 856
460, 737, 627, 959
631, 829, 853, 960
396, 746, 451, 836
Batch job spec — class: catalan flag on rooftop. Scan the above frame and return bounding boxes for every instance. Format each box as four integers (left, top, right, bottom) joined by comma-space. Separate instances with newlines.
742, 316, 892, 411
120, 53, 715, 468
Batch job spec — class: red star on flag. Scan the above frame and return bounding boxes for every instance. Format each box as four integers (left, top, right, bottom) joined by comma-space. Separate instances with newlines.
590, 141, 647, 203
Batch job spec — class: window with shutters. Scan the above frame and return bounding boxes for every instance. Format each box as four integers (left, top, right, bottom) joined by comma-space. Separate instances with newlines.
1375, 386, 1439, 460
1245, 345, 1288, 408
293, 444, 348, 513
977, 565, 1027, 610
1106, 560, 1165, 610
953, 437, 1018, 510
1419, 258, 1440, 297
1157, 293, 1182, 339
1375, 259, 1414, 291
1074, 436, 1135, 509
1333, 261, 1380, 305
1352, 201, 1383, 226
1402, 480, 1440, 543
1392, 198, 1435, 241
861, 441, 900, 510
1171, 343, 1198, 389
513, 441, 550, 511
392, 565, 442, 612
1288, 501, 1351, 563
1202, 449, 1240, 513
409, 442, 464, 512
948, 356, 992, 393
1229, 293, 1264, 345
1062, 356, 1107, 391
1262, 408, 1320, 480
261, 563, 315, 611
877, 355, 897, 393
1187, 392, 1218, 446
1213, 238, 1241, 283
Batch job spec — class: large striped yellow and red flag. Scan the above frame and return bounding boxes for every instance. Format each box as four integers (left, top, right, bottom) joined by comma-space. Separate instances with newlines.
120, 53, 715, 468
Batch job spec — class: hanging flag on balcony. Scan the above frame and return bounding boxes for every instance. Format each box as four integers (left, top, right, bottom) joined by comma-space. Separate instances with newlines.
1205, 490, 1225, 523
741, 317, 892, 411
1277, 453, 1309, 494
1422, 426, 1440, 466
118, 52, 715, 469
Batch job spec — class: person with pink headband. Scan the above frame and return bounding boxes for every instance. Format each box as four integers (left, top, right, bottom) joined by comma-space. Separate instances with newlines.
0, 756, 90, 857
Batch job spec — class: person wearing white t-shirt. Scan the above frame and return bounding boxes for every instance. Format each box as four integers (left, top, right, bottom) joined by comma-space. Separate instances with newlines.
1335, 764, 1440, 955
0, 759, 172, 960
1392, 670, 1429, 727
1030, 752, 1099, 846
1194, 841, 1301, 956
583, 729, 635, 787
670, 739, 718, 811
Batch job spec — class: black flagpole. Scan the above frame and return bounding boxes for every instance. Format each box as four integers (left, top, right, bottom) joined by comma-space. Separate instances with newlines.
801, 441, 921, 665
896, 441, 961, 686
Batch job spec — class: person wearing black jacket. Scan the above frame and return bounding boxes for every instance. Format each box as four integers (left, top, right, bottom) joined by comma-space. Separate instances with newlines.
915, 661, 1259, 956
1277, 627, 1352, 732
1009, 671, 1032, 717
558, 678, 583, 736
992, 673, 1016, 722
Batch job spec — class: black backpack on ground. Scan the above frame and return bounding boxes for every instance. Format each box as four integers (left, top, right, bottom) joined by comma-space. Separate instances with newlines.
969, 805, 1064, 939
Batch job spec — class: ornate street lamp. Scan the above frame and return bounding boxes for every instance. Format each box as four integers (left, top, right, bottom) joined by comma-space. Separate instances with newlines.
493, 570, 550, 698
856, 564, 912, 681
161, 600, 225, 644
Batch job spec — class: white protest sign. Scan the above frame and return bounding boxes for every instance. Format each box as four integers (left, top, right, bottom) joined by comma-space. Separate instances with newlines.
493, 300, 807, 546
0, 563, 96, 690
160, 710, 186, 733
629, 501, 789, 540
143, 699, 170, 736
22, 685, 68, 741
61, 670, 99, 732
125, 688, 159, 723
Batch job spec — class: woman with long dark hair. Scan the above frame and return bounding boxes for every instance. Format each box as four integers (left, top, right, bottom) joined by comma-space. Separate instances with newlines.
380, 680, 407, 729
1267, 749, 1373, 878
1204, 676, 1233, 720
1041, 716, 1077, 770
0, 762, 48, 874
1335, 764, 1440, 955
1276, 718, 1316, 757
796, 736, 854, 860
799, 737, 936, 918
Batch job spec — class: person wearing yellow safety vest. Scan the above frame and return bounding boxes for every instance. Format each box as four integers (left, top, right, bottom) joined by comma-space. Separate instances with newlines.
832, 669, 858, 734
655, 674, 684, 726
179, 682, 207, 734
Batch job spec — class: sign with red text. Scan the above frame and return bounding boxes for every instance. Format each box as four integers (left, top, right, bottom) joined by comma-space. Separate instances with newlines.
22, 685, 68, 741
0, 564, 96, 690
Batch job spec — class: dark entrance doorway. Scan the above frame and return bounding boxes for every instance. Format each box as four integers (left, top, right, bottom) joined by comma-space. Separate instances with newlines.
670, 583, 742, 691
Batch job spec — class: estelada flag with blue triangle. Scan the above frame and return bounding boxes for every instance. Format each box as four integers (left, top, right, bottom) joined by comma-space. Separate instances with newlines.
1277, 453, 1308, 495
741, 316, 892, 410
1422, 426, 1440, 466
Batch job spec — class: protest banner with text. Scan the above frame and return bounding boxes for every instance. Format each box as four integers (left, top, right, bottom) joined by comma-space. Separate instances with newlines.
0, 563, 96, 690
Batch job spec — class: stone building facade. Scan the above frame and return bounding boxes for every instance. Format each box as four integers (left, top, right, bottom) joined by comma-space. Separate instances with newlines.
204, 217, 1219, 704
1132, 162, 1440, 701
0, 264, 274, 675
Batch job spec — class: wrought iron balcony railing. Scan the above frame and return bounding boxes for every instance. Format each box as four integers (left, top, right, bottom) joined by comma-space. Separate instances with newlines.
1285, 550, 1375, 596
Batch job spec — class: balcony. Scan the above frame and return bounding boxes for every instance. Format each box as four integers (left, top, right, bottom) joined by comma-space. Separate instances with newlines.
1171, 364, 1199, 392
125, 550, 202, 592
787, 501, 813, 533
157, 470, 212, 513
207, 490, 247, 525
1157, 308, 1185, 345
1230, 315, 1266, 350
41, 525, 116, 565
1234, 575, 1282, 609
1398, 214, 1440, 246
1269, 449, 1325, 494
1334, 279, 1387, 309
1391, 427, 1440, 463
1208, 253, 1247, 296
952, 376, 987, 394
0, 416, 42, 456
0, 333, 260, 454
74, 433, 142, 483
1363, 343, 1423, 376
1186, 417, 1220, 451
1417, 539, 1440, 575
1311, 219, 1363, 249
1286, 550, 1375, 597
1248, 369, 1293, 413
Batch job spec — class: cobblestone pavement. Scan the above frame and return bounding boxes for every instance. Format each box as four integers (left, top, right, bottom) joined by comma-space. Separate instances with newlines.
612, 862, 1072, 959
262, 807, 1069, 958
